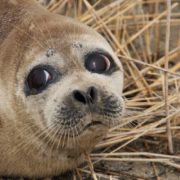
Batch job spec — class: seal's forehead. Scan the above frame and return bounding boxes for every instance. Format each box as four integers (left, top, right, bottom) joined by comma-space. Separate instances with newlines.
28, 22, 112, 56
22, 16, 122, 69
24, 32, 122, 72
71, 34, 112, 52
26, 11, 112, 52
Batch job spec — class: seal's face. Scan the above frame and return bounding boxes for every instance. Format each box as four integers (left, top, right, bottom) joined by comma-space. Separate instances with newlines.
13, 15, 124, 156
0, 1, 124, 175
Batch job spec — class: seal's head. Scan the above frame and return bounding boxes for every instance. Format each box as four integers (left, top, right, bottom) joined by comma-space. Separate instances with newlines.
0, 0, 124, 177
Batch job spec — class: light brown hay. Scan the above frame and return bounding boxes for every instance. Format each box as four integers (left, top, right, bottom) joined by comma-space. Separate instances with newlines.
38, 0, 180, 179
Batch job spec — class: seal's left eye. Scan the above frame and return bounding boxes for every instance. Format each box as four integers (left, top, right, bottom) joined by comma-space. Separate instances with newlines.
27, 68, 52, 92
85, 53, 111, 74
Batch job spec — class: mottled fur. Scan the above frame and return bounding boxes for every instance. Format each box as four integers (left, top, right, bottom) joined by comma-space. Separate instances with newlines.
0, 0, 124, 178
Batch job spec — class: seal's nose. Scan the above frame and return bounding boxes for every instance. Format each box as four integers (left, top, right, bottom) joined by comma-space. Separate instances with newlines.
73, 86, 98, 105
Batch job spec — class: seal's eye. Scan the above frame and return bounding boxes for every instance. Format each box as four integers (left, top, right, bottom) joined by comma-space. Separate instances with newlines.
27, 68, 52, 91
85, 53, 111, 74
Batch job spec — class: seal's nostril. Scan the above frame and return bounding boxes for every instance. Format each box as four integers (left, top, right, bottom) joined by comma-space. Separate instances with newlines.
73, 90, 87, 104
73, 87, 98, 105
87, 86, 98, 103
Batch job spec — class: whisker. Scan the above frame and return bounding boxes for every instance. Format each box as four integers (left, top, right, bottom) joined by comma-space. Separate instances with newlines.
10, 121, 55, 155
54, 123, 69, 150
48, 124, 62, 154
56, 126, 65, 150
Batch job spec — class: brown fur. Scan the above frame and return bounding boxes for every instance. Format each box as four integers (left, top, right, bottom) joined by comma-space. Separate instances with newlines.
0, 0, 124, 178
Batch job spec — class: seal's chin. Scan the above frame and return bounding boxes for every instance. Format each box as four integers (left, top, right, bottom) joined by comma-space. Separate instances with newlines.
68, 123, 108, 152
44, 119, 108, 152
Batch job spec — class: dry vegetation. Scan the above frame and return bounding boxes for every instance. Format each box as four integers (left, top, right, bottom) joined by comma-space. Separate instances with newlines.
37, 0, 180, 179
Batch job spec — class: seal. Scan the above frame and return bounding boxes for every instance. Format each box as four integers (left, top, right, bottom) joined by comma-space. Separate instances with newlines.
0, 0, 125, 178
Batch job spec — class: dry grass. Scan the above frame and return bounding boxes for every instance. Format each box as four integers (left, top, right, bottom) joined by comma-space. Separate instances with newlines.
38, 0, 180, 179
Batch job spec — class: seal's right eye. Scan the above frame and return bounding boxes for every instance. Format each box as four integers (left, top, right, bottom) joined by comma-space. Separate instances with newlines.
27, 68, 52, 94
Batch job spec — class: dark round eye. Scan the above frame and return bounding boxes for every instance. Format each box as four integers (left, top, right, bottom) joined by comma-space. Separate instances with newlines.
27, 68, 52, 92
85, 53, 111, 73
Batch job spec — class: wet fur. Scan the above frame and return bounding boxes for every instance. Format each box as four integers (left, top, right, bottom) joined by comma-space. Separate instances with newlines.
0, 0, 124, 178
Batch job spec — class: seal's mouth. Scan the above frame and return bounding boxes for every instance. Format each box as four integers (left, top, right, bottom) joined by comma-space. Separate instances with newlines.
83, 121, 105, 131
